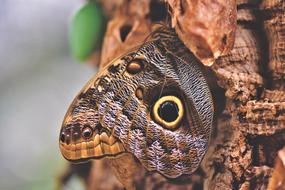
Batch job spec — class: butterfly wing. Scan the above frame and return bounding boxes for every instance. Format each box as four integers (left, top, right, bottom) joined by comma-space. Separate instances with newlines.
59, 27, 214, 178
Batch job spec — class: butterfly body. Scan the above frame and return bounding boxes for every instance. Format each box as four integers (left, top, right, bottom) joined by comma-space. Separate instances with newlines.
59, 27, 214, 178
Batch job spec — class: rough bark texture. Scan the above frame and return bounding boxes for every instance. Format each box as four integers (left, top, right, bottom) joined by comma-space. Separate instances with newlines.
167, 0, 237, 66
59, 0, 285, 189
260, 0, 285, 80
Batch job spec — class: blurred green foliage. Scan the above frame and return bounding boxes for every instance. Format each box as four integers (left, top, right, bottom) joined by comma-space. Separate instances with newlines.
69, 2, 105, 62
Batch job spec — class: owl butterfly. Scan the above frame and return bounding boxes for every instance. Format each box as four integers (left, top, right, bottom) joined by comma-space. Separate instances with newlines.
59, 27, 214, 178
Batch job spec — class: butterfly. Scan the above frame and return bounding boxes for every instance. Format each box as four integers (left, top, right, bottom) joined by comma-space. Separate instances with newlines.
59, 27, 214, 178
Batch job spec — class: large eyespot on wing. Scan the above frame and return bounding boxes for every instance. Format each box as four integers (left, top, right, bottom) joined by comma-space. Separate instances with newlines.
152, 95, 184, 130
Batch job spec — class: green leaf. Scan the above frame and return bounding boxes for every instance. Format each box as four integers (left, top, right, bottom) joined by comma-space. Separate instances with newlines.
70, 2, 104, 62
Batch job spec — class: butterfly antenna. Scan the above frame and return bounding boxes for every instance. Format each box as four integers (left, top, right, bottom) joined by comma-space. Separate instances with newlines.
130, 27, 159, 60
132, 5, 170, 59
158, 73, 167, 100
137, 0, 172, 107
